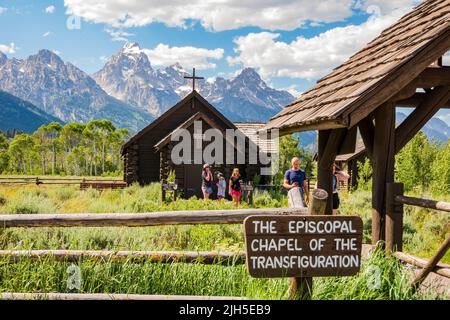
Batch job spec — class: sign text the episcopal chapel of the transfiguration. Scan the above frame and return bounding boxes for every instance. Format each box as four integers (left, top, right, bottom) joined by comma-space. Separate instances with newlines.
244, 215, 363, 278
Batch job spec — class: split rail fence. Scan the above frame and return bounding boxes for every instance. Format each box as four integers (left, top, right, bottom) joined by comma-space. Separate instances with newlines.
0, 206, 308, 300
0, 182, 448, 299
0, 177, 127, 190
385, 182, 450, 290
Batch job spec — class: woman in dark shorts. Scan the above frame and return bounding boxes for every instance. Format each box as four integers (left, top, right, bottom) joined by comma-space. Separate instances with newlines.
201, 164, 213, 200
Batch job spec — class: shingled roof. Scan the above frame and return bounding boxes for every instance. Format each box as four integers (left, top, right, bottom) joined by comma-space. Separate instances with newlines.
234, 122, 277, 154
265, 0, 450, 134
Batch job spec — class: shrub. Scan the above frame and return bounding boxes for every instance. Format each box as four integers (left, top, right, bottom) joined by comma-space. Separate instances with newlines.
54, 187, 75, 201
253, 190, 281, 208
0, 194, 6, 205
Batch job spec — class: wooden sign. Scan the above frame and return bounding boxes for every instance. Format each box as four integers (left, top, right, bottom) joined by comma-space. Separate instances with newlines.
244, 215, 363, 278
240, 184, 254, 192
162, 183, 178, 190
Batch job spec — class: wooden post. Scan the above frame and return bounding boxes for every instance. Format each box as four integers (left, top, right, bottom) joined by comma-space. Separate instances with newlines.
385, 182, 404, 253
288, 188, 328, 300
412, 236, 450, 290
317, 130, 333, 215
308, 188, 328, 216
317, 129, 346, 215
371, 102, 396, 245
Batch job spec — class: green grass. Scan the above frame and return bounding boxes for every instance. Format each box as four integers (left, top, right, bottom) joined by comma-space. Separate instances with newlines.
0, 247, 443, 299
0, 182, 447, 299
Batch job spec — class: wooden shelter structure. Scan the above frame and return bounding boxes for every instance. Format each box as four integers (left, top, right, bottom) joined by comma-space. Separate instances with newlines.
122, 90, 271, 199
335, 142, 367, 190
264, 0, 450, 248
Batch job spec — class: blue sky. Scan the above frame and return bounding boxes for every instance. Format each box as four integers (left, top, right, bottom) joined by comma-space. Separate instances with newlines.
0, 0, 448, 123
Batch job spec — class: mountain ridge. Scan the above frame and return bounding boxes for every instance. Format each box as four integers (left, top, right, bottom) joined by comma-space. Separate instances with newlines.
92, 42, 295, 122
0, 90, 63, 133
0, 49, 153, 132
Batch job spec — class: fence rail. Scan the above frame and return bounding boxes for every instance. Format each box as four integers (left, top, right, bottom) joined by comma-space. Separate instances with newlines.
0, 293, 246, 300
0, 250, 246, 265
0, 177, 126, 188
386, 183, 450, 291
393, 251, 450, 278
0, 207, 307, 228
395, 195, 450, 213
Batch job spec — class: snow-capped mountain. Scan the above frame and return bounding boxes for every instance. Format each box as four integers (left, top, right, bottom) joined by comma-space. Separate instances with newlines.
396, 112, 450, 143
0, 49, 153, 131
93, 43, 295, 121
92, 43, 180, 117
197, 68, 295, 121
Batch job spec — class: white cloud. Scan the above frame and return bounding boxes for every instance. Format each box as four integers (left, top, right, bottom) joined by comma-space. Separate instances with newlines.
282, 86, 303, 98
43, 31, 53, 37
0, 42, 17, 54
64, 0, 355, 31
52, 50, 62, 55
45, 5, 56, 14
143, 44, 224, 70
227, 7, 412, 80
99, 55, 108, 63
105, 28, 134, 42
0, 6, 7, 15
355, 0, 420, 14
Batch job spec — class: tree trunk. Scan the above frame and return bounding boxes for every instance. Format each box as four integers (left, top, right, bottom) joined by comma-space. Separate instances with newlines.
41, 156, 45, 175
52, 143, 56, 175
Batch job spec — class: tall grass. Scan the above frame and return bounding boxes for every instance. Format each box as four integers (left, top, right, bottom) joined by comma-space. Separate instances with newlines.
0, 247, 444, 299
0, 183, 447, 299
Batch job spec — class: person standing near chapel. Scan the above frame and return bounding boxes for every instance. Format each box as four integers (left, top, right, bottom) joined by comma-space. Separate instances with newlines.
332, 163, 350, 215
201, 164, 213, 200
283, 157, 310, 206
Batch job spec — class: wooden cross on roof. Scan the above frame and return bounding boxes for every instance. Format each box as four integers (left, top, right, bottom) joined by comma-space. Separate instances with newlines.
184, 68, 204, 91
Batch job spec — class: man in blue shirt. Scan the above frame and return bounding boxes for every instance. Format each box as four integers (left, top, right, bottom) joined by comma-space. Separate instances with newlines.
283, 157, 309, 206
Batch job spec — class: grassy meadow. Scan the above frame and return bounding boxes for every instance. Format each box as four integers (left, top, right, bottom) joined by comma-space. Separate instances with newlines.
0, 182, 448, 299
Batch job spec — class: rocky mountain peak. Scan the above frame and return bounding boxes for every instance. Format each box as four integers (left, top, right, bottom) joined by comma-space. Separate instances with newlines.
0, 52, 7, 65
239, 67, 261, 79
33, 49, 64, 66
121, 42, 141, 54
170, 62, 187, 73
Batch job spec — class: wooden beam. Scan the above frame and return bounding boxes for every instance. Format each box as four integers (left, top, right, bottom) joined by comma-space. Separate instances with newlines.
338, 126, 357, 155
317, 129, 347, 215
371, 102, 396, 245
413, 236, 450, 288
393, 251, 450, 279
395, 86, 450, 153
413, 66, 450, 88
389, 83, 418, 101
0, 207, 308, 228
386, 183, 404, 253
357, 117, 374, 160
395, 195, 450, 213
396, 92, 450, 108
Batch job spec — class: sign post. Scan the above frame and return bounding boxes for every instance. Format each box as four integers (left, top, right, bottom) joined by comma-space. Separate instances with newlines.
244, 189, 363, 299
